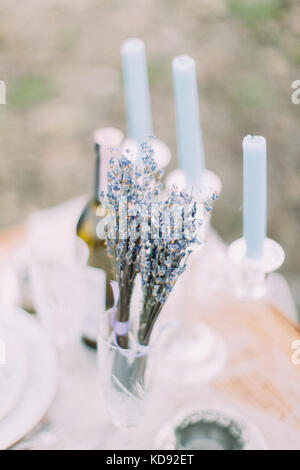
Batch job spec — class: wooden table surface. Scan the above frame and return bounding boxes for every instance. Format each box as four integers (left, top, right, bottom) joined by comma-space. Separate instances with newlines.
1, 225, 300, 449
198, 294, 300, 448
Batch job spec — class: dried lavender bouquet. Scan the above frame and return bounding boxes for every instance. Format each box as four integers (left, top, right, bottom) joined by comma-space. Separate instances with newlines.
99, 145, 163, 422
102, 143, 163, 349
99, 143, 218, 424
102, 143, 217, 349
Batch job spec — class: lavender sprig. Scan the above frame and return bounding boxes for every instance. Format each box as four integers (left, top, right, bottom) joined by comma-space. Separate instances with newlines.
138, 188, 205, 345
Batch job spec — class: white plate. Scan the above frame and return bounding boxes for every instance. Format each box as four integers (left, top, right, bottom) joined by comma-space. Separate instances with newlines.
0, 307, 58, 449
0, 329, 29, 422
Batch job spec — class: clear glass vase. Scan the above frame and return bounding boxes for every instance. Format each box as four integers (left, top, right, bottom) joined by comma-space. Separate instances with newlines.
97, 334, 154, 428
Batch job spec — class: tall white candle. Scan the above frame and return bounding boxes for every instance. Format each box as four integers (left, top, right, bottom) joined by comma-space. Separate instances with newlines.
243, 135, 267, 259
172, 55, 205, 189
121, 38, 153, 145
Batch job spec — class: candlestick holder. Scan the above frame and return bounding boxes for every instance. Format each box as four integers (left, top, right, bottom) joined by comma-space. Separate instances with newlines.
161, 318, 227, 385
122, 137, 171, 170
166, 168, 221, 238
166, 168, 222, 198
199, 168, 222, 203
228, 237, 285, 301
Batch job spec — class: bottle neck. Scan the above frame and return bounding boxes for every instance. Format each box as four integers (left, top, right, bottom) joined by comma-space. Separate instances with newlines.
94, 143, 101, 203
94, 141, 110, 202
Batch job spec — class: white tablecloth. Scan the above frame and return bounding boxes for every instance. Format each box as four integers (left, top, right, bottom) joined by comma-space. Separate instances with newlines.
0, 198, 297, 450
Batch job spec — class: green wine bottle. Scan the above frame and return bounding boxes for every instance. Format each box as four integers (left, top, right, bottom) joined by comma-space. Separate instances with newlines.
77, 128, 123, 348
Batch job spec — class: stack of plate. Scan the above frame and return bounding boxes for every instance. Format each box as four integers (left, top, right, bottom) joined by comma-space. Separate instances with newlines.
0, 307, 58, 449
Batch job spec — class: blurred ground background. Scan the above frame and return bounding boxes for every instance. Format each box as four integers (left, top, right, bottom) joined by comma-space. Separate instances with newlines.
0, 0, 299, 312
